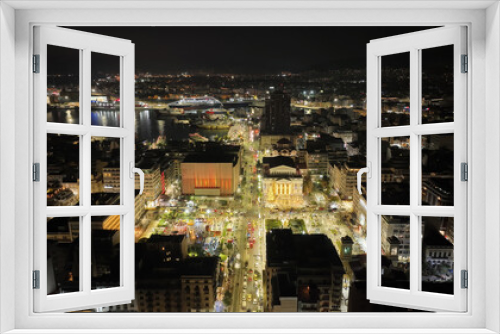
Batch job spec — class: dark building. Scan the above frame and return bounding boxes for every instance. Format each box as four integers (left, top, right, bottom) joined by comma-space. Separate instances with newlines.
262, 91, 291, 135
106, 236, 220, 313
346, 255, 416, 312
264, 229, 345, 312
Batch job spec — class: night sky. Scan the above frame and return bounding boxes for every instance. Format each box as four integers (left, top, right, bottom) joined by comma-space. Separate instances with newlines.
57, 26, 437, 74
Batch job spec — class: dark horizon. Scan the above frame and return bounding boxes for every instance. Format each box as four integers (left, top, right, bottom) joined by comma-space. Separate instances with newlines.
56, 26, 435, 75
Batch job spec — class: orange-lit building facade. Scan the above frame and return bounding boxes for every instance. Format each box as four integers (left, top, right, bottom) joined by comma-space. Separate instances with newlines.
181, 154, 240, 196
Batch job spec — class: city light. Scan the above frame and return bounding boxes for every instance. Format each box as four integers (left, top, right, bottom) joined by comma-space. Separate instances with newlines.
45, 27, 453, 314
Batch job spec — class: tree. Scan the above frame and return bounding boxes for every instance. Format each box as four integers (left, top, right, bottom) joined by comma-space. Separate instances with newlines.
223, 291, 232, 307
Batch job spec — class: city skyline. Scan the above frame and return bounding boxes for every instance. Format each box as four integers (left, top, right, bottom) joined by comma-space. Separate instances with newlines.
56, 26, 437, 75
45, 26, 455, 313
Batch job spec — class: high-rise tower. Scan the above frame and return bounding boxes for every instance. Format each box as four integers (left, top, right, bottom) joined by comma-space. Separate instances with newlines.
262, 91, 291, 135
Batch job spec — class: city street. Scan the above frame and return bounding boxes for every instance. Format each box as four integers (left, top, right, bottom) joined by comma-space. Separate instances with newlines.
133, 119, 364, 312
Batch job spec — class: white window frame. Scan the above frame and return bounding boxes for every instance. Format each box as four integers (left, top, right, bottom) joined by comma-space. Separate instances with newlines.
33, 26, 136, 312
0, 1, 499, 333
366, 26, 467, 312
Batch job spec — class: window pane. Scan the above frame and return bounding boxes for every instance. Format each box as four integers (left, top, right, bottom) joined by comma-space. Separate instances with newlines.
381, 215, 410, 289
381, 137, 410, 205
422, 134, 454, 206
91, 137, 121, 205
47, 45, 80, 124
47, 216, 80, 294
91, 215, 121, 289
91, 52, 121, 127
381, 52, 410, 127
421, 45, 454, 124
47, 134, 80, 206
421, 217, 454, 295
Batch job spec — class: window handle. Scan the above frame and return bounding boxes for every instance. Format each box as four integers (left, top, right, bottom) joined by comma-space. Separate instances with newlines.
130, 162, 145, 195
357, 162, 371, 195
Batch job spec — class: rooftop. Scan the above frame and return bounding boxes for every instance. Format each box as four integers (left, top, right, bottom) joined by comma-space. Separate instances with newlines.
277, 138, 291, 145
181, 256, 219, 277
136, 158, 160, 171
263, 156, 296, 169
423, 227, 453, 248
182, 153, 238, 165
266, 229, 343, 270
341, 236, 354, 244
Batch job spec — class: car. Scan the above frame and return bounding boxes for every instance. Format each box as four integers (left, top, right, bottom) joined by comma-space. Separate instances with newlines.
253, 298, 258, 305
248, 269, 253, 274
241, 294, 246, 301
243, 281, 247, 289
241, 300, 247, 309
247, 294, 252, 302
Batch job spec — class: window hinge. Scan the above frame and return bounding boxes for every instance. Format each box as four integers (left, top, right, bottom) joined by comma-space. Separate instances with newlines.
33, 54, 40, 73
461, 54, 468, 73
461, 270, 468, 289
461, 162, 468, 181
33, 270, 40, 289
33, 163, 40, 182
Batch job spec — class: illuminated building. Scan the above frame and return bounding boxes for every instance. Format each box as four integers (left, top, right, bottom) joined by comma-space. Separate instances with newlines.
102, 164, 120, 194
331, 159, 367, 200
135, 159, 162, 204
262, 156, 303, 208
381, 216, 410, 263
181, 153, 240, 196
422, 227, 454, 265
135, 190, 146, 223
306, 147, 329, 180
352, 185, 367, 236
140, 150, 178, 195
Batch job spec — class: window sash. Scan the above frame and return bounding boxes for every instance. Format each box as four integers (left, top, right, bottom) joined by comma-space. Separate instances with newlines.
366, 26, 468, 312
33, 26, 136, 313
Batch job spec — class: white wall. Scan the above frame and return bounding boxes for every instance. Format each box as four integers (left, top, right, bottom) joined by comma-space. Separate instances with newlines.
485, 2, 500, 333
5, 4, 496, 332
0, 2, 16, 333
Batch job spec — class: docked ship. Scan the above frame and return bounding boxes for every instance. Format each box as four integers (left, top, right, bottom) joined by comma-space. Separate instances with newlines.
222, 97, 254, 108
168, 96, 222, 110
